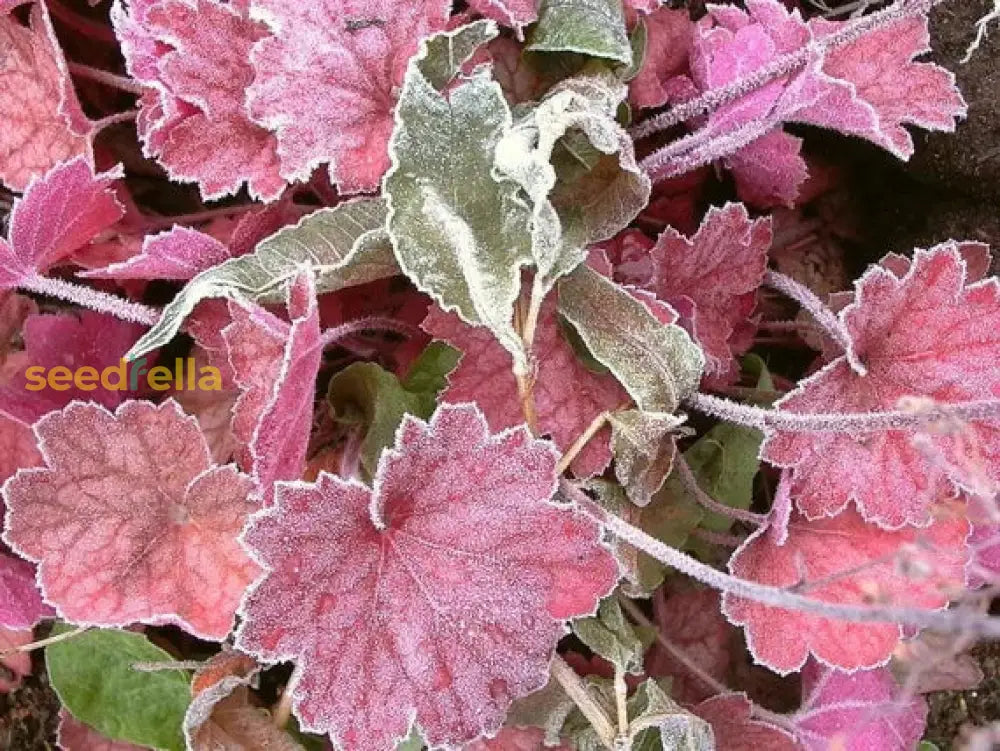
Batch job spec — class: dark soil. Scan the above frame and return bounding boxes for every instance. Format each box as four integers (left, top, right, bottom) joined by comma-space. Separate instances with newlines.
0, 654, 60, 751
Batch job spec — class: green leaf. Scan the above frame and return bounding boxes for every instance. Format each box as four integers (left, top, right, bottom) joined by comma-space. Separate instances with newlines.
327, 344, 457, 477
494, 71, 650, 291
128, 198, 396, 359
46, 625, 191, 751
385, 21, 533, 372
620, 19, 648, 83
528, 0, 633, 65
609, 409, 685, 508
572, 597, 645, 674
505, 675, 578, 746
394, 726, 425, 751
628, 679, 714, 751
558, 265, 704, 412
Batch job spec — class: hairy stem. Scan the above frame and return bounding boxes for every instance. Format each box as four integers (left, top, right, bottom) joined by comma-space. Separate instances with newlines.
138, 204, 260, 231
631, 0, 942, 140
67, 62, 146, 96
321, 316, 421, 347
551, 655, 617, 750
675, 455, 766, 526
0, 626, 89, 658
557, 411, 611, 475
92, 110, 139, 134
564, 481, 1000, 639
684, 392, 1000, 433
23, 274, 160, 326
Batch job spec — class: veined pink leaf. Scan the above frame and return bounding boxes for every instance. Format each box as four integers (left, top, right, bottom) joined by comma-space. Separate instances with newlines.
645, 203, 771, 382
246, 273, 322, 505
0, 158, 124, 290
691, 694, 797, 751
629, 6, 692, 110
246, 0, 451, 193
112, 0, 285, 201
236, 404, 618, 750
2, 400, 259, 640
792, 661, 927, 751
423, 299, 627, 478
0, 550, 53, 629
57, 709, 145, 751
81, 226, 231, 281
764, 244, 1000, 528
722, 503, 968, 674
0, 5, 90, 191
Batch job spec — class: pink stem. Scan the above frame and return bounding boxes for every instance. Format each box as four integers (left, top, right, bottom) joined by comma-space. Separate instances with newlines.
321, 317, 422, 347
47, 1, 118, 43
92, 110, 139, 135
22, 274, 159, 326
67, 63, 146, 96
138, 205, 258, 231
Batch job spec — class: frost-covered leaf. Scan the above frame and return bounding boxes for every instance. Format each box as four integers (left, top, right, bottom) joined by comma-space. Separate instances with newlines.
626, 679, 715, 751
57, 709, 146, 751
423, 298, 625, 478
645, 204, 771, 382
0, 5, 89, 191
46, 625, 191, 751
527, 0, 632, 65
247, 0, 450, 193
465, 726, 571, 750
0, 412, 41, 487
792, 661, 928, 751
629, 6, 692, 109
128, 199, 395, 359
0, 158, 124, 290
608, 409, 683, 507
691, 693, 797, 751
386, 21, 532, 369
469, 0, 538, 37
327, 343, 458, 478
236, 404, 618, 750
572, 597, 644, 673
81, 226, 231, 281
558, 265, 704, 412
3, 400, 259, 640
763, 244, 1000, 528
892, 631, 984, 694
722, 503, 969, 674
113, 0, 284, 201
494, 72, 650, 290
0, 550, 52, 629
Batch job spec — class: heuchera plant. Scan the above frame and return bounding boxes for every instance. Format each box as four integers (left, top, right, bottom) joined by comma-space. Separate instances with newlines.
1, 0, 998, 749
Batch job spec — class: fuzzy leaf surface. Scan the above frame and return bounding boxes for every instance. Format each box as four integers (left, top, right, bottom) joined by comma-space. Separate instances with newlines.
3, 400, 259, 639
81, 226, 231, 281
763, 244, 1000, 528
527, 0, 632, 65
608, 409, 682, 507
385, 22, 532, 368
236, 404, 618, 750
46, 625, 191, 751
128, 199, 395, 359
0, 551, 52, 629
691, 693, 797, 751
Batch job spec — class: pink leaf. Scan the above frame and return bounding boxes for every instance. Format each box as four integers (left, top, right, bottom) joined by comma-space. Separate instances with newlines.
0, 627, 32, 694
2, 400, 259, 640
81, 226, 231, 281
691, 694, 797, 751
725, 129, 806, 209
722, 504, 969, 674
0, 6, 90, 191
236, 404, 618, 750
629, 7, 693, 110
0, 550, 53, 629
465, 726, 572, 751
467, 0, 537, 37
763, 244, 1000, 528
57, 709, 145, 751
644, 203, 771, 382
246, 273, 322, 505
246, 0, 451, 193
792, 661, 928, 751
0, 158, 124, 290
113, 0, 285, 201
0, 412, 42, 487
423, 298, 627, 477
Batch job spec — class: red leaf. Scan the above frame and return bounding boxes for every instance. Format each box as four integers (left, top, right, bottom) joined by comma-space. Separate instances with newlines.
0, 550, 52, 629
246, 0, 451, 193
691, 693, 797, 751
467, 0, 537, 36
722, 504, 968, 674
792, 660, 928, 751
629, 7, 693, 110
57, 709, 145, 751
644, 203, 771, 382
2, 400, 259, 640
465, 726, 572, 751
113, 0, 285, 201
236, 404, 617, 750
0, 6, 90, 191
81, 226, 231, 281
0, 158, 124, 290
0, 412, 42, 487
423, 299, 627, 477
764, 244, 1000, 528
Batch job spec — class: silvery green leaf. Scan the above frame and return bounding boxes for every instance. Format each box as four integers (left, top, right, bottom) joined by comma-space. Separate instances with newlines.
505, 675, 578, 746
629, 680, 716, 751
609, 409, 685, 508
558, 266, 705, 412
528, 0, 632, 66
494, 71, 650, 291
572, 597, 645, 674
621, 19, 648, 83
127, 198, 395, 359
385, 21, 532, 371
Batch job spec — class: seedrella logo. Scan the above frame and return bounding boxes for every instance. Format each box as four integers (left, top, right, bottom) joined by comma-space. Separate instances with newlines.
24, 358, 223, 393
